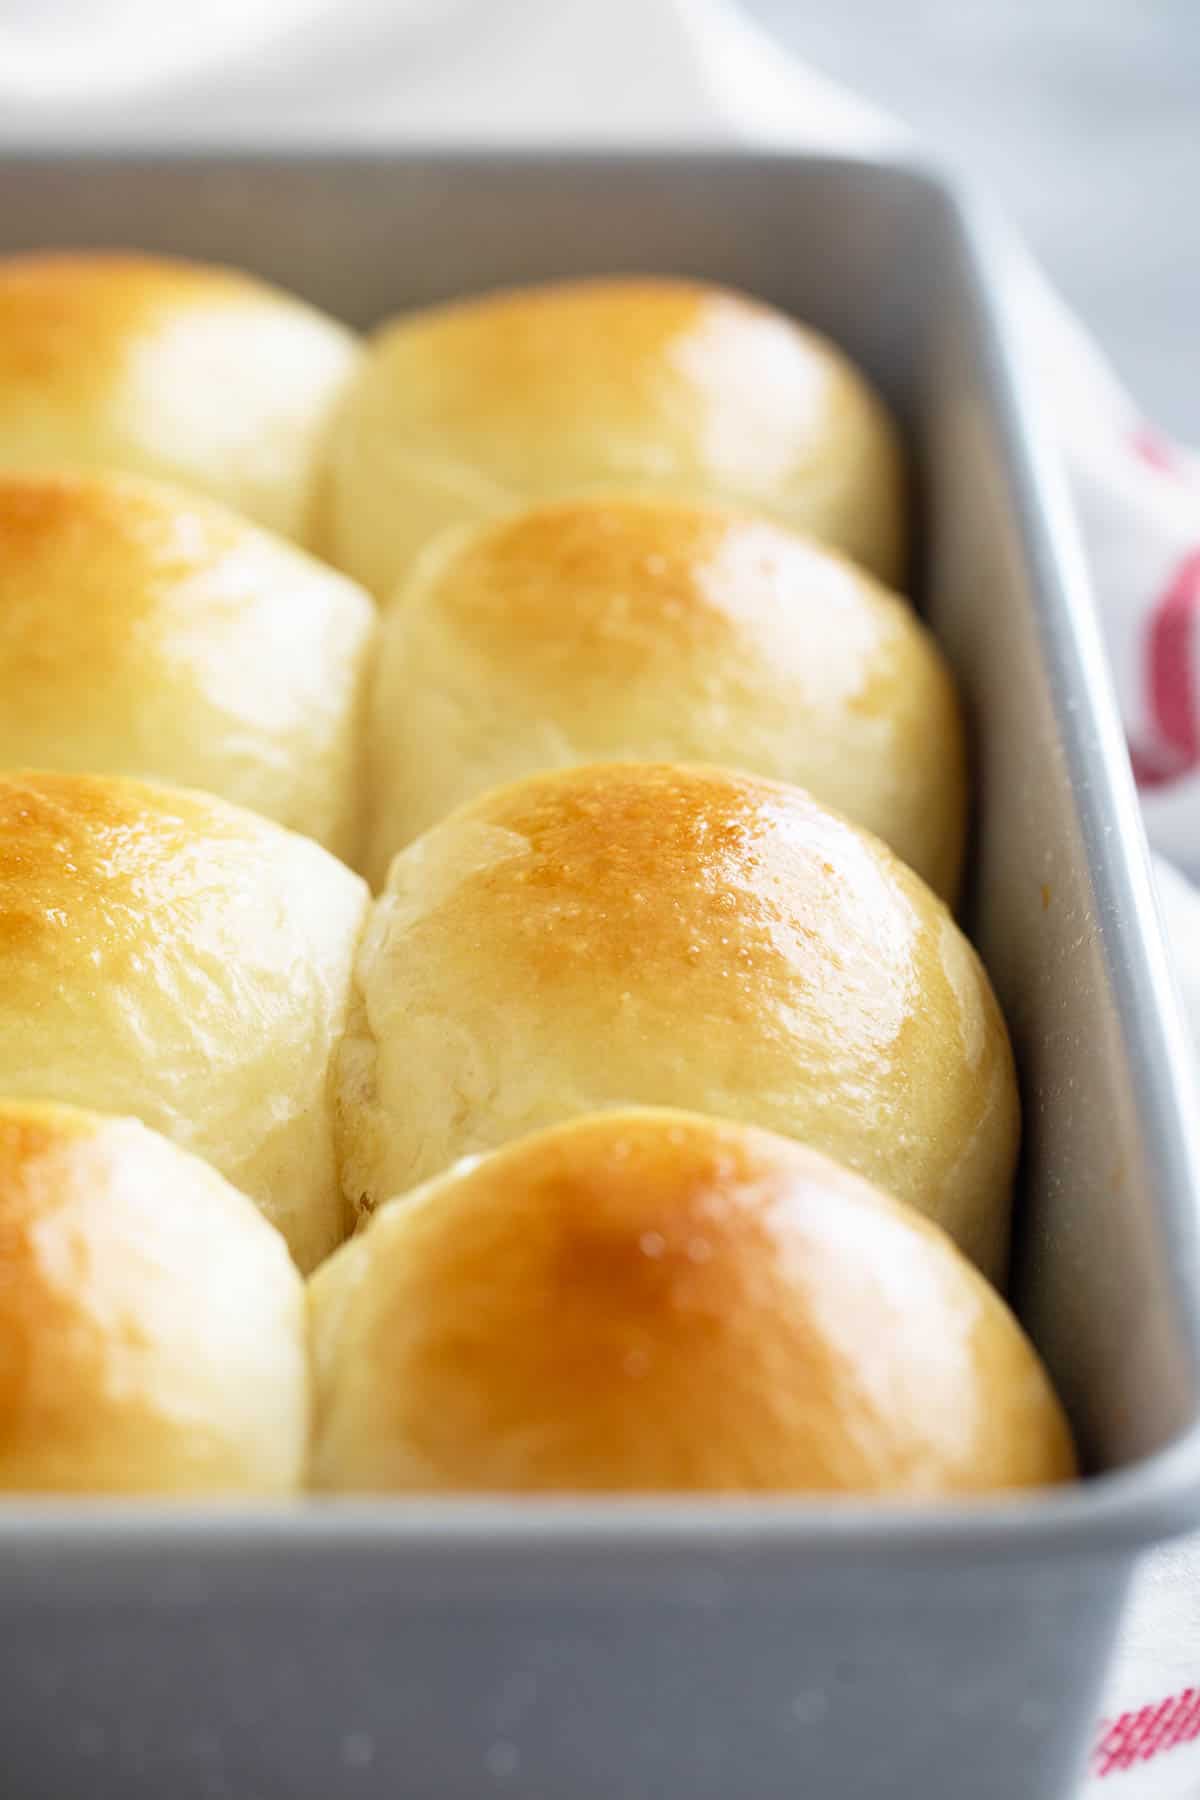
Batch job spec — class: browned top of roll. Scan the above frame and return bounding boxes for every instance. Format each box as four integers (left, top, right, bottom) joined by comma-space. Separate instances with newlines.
0, 1099, 307, 1493
319, 276, 905, 595
340, 760, 1018, 1275
311, 1109, 1075, 1495
368, 493, 964, 891
0, 250, 358, 540
0, 466, 374, 859
0, 769, 368, 1273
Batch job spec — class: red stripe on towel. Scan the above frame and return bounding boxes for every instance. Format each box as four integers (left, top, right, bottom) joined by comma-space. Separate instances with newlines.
1093, 1686, 1200, 1777
1131, 549, 1200, 790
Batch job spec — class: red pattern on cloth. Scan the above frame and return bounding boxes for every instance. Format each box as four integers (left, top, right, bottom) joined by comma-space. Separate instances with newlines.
1130, 426, 1183, 477
1131, 549, 1200, 790
1094, 1687, 1200, 1777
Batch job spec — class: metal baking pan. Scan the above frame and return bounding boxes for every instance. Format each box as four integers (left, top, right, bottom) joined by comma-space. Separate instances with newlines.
0, 149, 1198, 1800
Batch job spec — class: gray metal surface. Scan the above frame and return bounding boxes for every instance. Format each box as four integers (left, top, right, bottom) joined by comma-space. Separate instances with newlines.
0, 151, 1197, 1800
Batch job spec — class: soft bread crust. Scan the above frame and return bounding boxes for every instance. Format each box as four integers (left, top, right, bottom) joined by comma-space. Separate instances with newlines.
0, 251, 358, 542
0, 468, 375, 861
0, 1101, 307, 1494
367, 496, 965, 894
0, 771, 369, 1272
339, 763, 1018, 1276
310, 1110, 1073, 1495
318, 278, 905, 599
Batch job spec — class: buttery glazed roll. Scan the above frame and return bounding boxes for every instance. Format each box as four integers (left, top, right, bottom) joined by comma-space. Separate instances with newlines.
338, 763, 1018, 1276
0, 1101, 307, 1494
310, 1111, 1073, 1496
0, 469, 375, 860
0, 251, 358, 542
366, 495, 965, 895
0, 772, 369, 1272
318, 277, 905, 600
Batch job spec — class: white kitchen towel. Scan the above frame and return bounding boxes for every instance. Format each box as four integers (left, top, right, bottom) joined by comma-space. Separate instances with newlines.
2, 0, 1198, 1789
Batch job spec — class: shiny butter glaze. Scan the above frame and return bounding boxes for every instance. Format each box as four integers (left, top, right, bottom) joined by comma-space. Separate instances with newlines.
319, 277, 905, 599
0, 467, 374, 860
311, 1110, 1071, 1494
368, 495, 964, 893
0, 771, 368, 1272
0, 1099, 306, 1494
341, 762, 1017, 1275
0, 251, 358, 542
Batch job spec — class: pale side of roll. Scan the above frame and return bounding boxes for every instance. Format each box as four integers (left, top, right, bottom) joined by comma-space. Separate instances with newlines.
0, 251, 359, 543
318, 278, 905, 600
337, 762, 1018, 1277
0, 1100, 308, 1494
0, 771, 369, 1273
366, 495, 965, 895
0, 468, 375, 862
310, 1110, 1073, 1496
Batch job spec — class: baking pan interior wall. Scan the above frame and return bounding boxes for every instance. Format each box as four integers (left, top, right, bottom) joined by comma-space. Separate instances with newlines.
0, 152, 1199, 1800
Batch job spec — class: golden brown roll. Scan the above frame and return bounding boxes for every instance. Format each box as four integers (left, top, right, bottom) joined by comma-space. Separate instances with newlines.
0, 771, 369, 1272
366, 495, 965, 895
0, 1100, 307, 1494
0, 251, 358, 542
317, 277, 905, 600
338, 762, 1018, 1277
310, 1110, 1073, 1496
0, 468, 375, 861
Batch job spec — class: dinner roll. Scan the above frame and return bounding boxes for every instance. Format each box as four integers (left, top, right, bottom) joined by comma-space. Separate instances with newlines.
0, 251, 358, 541
318, 277, 905, 600
338, 763, 1018, 1277
0, 469, 375, 861
0, 771, 368, 1272
0, 1101, 307, 1494
366, 496, 965, 895
311, 1111, 1073, 1495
